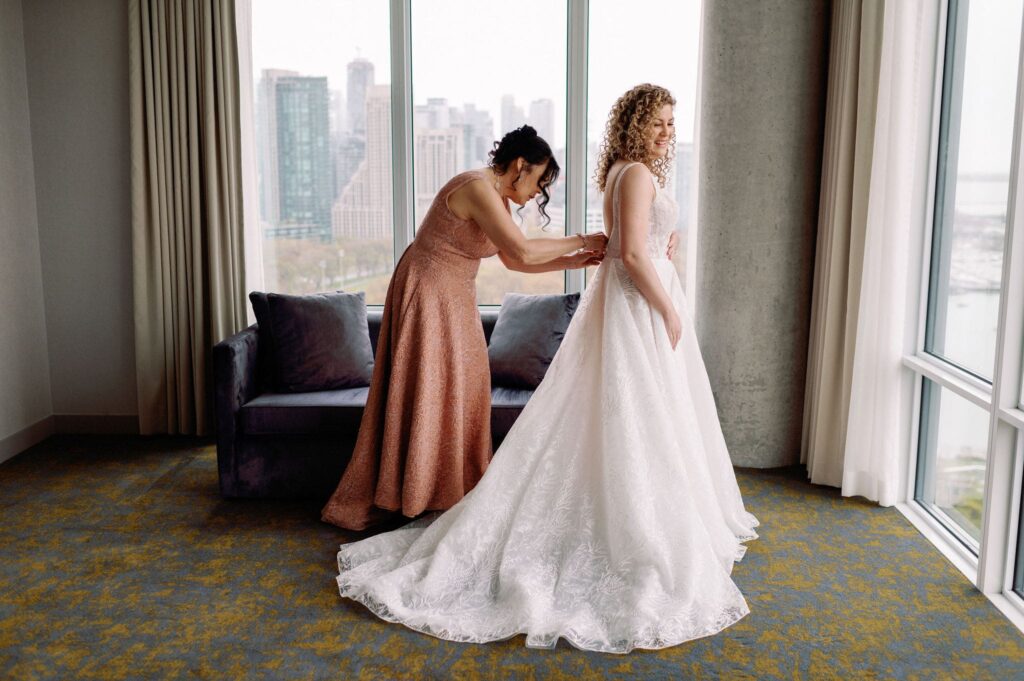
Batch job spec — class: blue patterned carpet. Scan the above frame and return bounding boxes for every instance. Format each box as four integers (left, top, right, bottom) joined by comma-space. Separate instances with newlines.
0, 435, 1021, 680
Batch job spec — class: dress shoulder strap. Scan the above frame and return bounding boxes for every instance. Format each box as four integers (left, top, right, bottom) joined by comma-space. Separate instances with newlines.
611, 162, 651, 228
444, 169, 488, 198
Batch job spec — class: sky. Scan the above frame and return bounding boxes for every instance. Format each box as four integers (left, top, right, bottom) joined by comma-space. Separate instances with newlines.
249, 0, 702, 150
248, 0, 1024, 175
956, 0, 1024, 175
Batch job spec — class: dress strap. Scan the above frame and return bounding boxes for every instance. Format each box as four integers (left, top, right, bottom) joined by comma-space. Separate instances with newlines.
611, 162, 647, 230
445, 169, 487, 197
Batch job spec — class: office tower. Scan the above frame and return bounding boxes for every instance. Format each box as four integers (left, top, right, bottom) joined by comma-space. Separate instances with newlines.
256, 69, 298, 228
332, 133, 365, 201
414, 97, 450, 130
346, 58, 374, 137
329, 88, 346, 141
501, 94, 525, 136
414, 127, 463, 225
457, 103, 495, 168
333, 85, 393, 241
257, 70, 332, 241
528, 98, 555, 145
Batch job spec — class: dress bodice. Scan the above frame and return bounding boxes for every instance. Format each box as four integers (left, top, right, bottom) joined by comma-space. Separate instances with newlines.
411, 170, 501, 278
606, 162, 678, 260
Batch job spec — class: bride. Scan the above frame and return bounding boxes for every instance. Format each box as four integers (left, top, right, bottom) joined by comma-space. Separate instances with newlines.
331, 83, 759, 654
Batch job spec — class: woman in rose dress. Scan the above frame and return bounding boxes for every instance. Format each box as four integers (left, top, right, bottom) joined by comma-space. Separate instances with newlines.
322, 126, 608, 531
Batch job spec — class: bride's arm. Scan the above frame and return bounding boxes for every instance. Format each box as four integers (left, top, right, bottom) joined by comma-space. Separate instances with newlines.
617, 165, 682, 347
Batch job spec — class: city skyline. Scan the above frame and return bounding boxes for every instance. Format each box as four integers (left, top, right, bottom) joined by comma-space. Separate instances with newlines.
256, 56, 697, 239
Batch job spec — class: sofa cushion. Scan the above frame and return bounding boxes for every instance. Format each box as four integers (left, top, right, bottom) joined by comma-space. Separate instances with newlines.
248, 292, 275, 391
488, 292, 580, 389
240, 388, 370, 435
263, 291, 374, 393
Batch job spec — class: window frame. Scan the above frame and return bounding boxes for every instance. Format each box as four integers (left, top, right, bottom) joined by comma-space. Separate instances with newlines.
245, 0, 700, 308
389, 0, 589, 305
900, 0, 1024, 633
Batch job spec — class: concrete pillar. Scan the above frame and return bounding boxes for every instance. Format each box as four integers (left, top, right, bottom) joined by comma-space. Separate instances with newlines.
696, 0, 829, 467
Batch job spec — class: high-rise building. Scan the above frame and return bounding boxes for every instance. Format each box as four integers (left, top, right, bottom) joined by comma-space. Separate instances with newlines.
528, 98, 555, 145
256, 70, 333, 241
329, 88, 346, 141
333, 85, 392, 241
346, 58, 374, 136
456, 103, 494, 169
332, 133, 364, 201
414, 127, 464, 225
275, 75, 332, 240
501, 94, 525, 136
256, 69, 298, 228
414, 97, 450, 129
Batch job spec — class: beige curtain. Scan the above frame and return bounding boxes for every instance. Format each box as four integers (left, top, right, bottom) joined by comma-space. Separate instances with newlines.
129, 0, 248, 435
801, 0, 884, 487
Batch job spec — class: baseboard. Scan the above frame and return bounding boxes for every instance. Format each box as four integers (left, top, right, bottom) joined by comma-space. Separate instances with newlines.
0, 416, 56, 465
53, 414, 140, 435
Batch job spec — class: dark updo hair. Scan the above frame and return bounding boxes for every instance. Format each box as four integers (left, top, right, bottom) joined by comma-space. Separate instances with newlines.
488, 125, 560, 227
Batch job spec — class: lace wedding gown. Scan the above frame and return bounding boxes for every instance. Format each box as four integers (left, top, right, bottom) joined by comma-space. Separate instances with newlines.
334, 162, 759, 653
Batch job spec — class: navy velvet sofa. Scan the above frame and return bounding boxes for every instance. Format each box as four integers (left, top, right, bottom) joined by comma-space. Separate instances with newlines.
213, 308, 532, 500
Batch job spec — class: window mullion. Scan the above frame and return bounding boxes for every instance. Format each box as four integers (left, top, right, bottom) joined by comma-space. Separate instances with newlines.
977, 6, 1024, 595
565, 0, 588, 295
390, 0, 414, 266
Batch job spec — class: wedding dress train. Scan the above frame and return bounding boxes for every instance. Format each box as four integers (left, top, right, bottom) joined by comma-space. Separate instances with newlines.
332, 162, 759, 653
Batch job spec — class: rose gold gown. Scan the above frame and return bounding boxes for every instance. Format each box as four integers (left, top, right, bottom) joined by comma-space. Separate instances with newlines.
321, 170, 500, 530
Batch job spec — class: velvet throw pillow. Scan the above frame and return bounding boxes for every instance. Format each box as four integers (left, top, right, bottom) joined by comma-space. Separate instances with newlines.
488, 292, 581, 389
248, 291, 275, 390
251, 291, 374, 393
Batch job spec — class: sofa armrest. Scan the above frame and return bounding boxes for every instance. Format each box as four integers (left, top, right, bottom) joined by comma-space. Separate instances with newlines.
213, 325, 261, 495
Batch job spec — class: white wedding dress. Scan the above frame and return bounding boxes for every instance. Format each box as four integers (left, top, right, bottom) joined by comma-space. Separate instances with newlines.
334, 162, 759, 654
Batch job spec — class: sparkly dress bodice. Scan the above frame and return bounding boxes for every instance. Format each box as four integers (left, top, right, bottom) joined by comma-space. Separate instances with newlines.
606, 162, 679, 260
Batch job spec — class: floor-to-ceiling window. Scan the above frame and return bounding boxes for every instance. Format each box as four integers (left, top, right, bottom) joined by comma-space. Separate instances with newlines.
410, 0, 568, 305
242, 0, 701, 306
249, 0, 396, 302
909, 0, 1024, 623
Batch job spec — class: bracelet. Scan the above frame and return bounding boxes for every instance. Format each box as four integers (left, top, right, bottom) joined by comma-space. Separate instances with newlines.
575, 232, 587, 249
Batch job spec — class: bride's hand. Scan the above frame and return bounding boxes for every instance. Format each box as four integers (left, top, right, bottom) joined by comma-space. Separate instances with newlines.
666, 231, 679, 260
663, 308, 682, 349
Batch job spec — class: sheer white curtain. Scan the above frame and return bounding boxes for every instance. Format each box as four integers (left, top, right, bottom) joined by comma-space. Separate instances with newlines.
803, 0, 940, 505
841, 0, 939, 506
234, 0, 264, 321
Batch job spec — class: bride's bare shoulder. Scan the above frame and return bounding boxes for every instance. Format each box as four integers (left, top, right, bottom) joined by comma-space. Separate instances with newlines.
616, 163, 654, 199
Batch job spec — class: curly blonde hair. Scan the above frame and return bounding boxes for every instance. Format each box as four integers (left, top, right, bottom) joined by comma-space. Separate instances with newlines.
595, 84, 676, 192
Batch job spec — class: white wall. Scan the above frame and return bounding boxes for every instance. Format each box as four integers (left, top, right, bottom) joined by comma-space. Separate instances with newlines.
0, 0, 54, 458
21, 0, 137, 426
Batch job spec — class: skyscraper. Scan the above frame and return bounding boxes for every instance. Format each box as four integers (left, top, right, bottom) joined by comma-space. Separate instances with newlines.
346, 58, 374, 137
256, 69, 298, 228
414, 128, 463, 225
455, 103, 494, 169
256, 70, 333, 241
528, 98, 555, 145
414, 97, 451, 129
501, 94, 525, 136
332, 134, 364, 201
333, 85, 393, 241
329, 88, 346, 141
